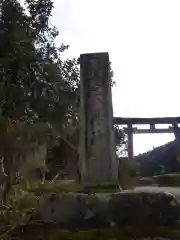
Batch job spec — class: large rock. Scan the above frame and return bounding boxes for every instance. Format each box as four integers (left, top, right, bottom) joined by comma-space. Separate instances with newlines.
36, 191, 179, 228
5, 191, 180, 239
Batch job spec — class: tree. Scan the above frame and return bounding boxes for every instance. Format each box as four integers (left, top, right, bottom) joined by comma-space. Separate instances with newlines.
0, 0, 81, 199
0, 0, 79, 125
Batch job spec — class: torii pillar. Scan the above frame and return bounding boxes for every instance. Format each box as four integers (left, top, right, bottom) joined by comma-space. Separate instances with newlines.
127, 124, 134, 161
79, 52, 118, 186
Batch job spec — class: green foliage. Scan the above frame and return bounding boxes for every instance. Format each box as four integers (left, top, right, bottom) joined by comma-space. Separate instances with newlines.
0, 0, 79, 126
0, 0, 82, 197
114, 125, 127, 156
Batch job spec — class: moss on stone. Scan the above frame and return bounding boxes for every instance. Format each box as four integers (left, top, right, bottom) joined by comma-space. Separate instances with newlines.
80, 184, 120, 193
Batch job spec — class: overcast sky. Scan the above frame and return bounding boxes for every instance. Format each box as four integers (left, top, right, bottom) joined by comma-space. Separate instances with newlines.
22, 0, 180, 155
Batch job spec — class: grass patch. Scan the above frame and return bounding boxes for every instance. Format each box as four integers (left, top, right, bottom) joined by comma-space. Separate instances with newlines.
154, 172, 180, 177
153, 172, 180, 186
8, 225, 180, 240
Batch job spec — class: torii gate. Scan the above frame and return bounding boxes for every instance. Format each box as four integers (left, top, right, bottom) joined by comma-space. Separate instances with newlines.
113, 117, 180, 161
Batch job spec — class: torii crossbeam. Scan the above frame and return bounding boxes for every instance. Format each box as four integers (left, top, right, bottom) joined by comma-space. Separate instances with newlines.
113, 116, 180, 160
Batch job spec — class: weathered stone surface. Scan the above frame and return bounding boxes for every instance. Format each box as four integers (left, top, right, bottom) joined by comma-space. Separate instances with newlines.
2, 190, 179, 238
79, 52, 118, 186
108, 191, 179, 226
36, 191, 179, 228
37, 193, 109, 228
3, 191, 180, 239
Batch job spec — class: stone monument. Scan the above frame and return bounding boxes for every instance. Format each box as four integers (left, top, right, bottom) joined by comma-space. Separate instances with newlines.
79, 52, 118, 186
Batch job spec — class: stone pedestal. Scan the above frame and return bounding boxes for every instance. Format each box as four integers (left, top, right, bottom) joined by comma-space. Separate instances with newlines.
79, 52, 118, 186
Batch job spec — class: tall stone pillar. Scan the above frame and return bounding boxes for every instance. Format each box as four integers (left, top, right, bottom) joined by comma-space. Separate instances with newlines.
79, 52, 118, 186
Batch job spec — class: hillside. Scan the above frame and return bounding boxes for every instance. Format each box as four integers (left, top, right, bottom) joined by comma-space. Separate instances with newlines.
136, 140, 180, 177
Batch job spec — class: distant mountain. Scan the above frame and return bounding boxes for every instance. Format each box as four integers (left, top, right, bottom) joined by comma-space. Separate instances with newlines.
136, 140, 180, 177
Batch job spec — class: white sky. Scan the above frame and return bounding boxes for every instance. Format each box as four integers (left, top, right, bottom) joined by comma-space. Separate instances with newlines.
21, 0, 180, 155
